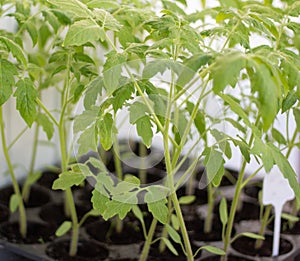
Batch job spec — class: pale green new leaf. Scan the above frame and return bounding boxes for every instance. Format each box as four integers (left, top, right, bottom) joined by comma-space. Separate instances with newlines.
219, 197, 228, 226
14, 78, 37, 127
293, 108, 300, 132
178, 195, 195, 205
271, 128, 286, 145
166, 224, 182, 244
63, 19, 102, 46
0, 37, 27, 67
26, 22, 38, 46
200, 245, 225, 255
0, 59, 17, 106
103, 199, 133, 220
55, 221, 72, 237
52, 172, 85, 190
161, 238, 178, 256
84, 76, 103, 109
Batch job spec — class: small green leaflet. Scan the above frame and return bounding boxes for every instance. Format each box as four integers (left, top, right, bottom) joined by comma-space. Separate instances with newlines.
203, 147, 225, 187
178, 195, 195, 205
103, 51, 126, 95
98, 113, 114, 151
166, 224, 182, 244
161, 238, 178, 256
55, 221, 72, 237
0, 36, 27, 67
129, 101, 150, 124
73, 106, 99, 133
9, 194, 20, 213
211, 52, 246, 93
77, 125, 97, 156
63, 19, 102, 46
293, 108, 300, 132
93, 8, 122, 31
219, 197, 228, 226
103, 198, 135, 220
0, 59, 17, 106
14, 78, 38, 127
271, 128, 286, 145
200, 245, 225, 255
84, 77, 103, 110
26, 22, 38, 47
136, 116, 153, 148
52, 171, 85, 190
36, 113, 54, 140
91, 189, 109, 215
145, 186, 169, 224
282, 91, 298, 113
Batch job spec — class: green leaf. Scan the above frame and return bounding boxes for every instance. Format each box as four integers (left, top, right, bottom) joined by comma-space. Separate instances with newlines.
248, 58, 279, 131
235, 232, 265, 240
84, 77, 103, 109
103, 51, 126, 95
87, 157, 107, 173
0, 59, 17, 105
93, 8, 122, 31
161, 238, 178, 256
25, 22, 38, 46
52, 171, 85, 190
212, 52, 246, 93
219, 197, 228, 226
145, 186, 169, 224
77, 125, 97, 155
0, 37, 27, 67
282, 91, 298, 113
281, 212, 299, 222
98, 113, 114, 151
112, 84, 134, 112
129, 101, 150, 124
136, 116, 153, 148
186, 101, 206, 141
36, 113, 54, 140
47, 0, 92, 18
211, 129, 232, 159
171, 214, 180, 230
55, 221, 72, 237
42, 10, 60, 32
74, 106, 99, 133
203, 147, 224, 187
91, 189, 109, 215
9, 194, 20, 213
269, 144, 300, 203
177, 54, 211, 87
166, 224, 182, 244
63, 19, 102, 46
200, 245, 225, 255
178, 195, 195, 205
271, 128, 286, 145
103, 198, 134, 220
14, 78, 37, 127
87, 0, 120, 9
293, 108, 300, 132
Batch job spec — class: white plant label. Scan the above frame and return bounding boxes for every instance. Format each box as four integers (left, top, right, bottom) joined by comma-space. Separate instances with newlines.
262, 170, 295, 257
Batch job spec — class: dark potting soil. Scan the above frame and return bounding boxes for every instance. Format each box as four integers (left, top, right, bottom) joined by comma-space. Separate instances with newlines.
85, 220, 144, 245
37, 170, 59, 189
0, 185, 51, 208
39, 202, 97, 226
0, 221, 55, 244
231, 235, 293, 257
213, 201, 260, 222
200, 254, 254, 261
185, 215, 223, 242
0, 204, 9, 223
243, 182, 262, 200
46, 239, 109, 261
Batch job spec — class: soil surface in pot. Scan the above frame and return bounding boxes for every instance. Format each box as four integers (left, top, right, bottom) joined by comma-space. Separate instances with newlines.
0, 221, 55, 244
200, 254, 253, 261
86, 220, 144, 244
243, 181, 262, 200
0, 204, 9, 223
0, 185, 51, 208
39, 203, 97, 226
231, 235, 293, 257
46, 239, 109, 261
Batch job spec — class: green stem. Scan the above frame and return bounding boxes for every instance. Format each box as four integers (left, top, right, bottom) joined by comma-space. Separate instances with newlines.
204, 182, 214, 234
0, 107, 27, 238
255, 204, 272, 249
22, 122, 39, 202
222, 160, 247, 260
139, 219, 158, 261
139, 142, 147, 184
